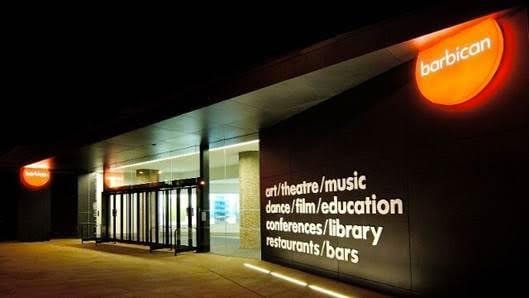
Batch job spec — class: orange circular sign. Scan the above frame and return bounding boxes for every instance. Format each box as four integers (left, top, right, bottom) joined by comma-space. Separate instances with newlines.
416, 18, 504, 105
21, 167, 51, 189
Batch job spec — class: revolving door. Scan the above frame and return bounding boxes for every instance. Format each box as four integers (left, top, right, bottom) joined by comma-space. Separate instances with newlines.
101, 178, 201, 253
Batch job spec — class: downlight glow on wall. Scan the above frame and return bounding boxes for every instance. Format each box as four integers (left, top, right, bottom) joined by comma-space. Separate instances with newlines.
416, 18, 504, 105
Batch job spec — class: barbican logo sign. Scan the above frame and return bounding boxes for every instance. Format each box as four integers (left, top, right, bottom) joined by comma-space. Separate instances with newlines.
20, 167, 50, 189
416, 18, 504, 105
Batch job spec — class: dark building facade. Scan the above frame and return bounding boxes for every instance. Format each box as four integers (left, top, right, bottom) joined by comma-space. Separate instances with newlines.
260, 10, 529, 295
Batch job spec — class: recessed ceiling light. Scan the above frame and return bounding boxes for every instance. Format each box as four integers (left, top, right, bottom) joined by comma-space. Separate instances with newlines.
110, 140, 259, 170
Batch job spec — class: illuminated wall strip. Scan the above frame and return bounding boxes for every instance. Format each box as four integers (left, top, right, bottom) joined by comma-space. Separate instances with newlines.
308, 285, 350, 298
243, 263, 270, 274
110, 140, 259, 170
270, 272, 308, 287
242, 263, 350, 297
210, 139, 259, 152
111, 152, 197, 170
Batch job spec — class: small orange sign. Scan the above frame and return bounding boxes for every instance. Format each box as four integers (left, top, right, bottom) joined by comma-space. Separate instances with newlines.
104, 171, 124, 188
21, 167, 50, 189
416, 18, 504, 105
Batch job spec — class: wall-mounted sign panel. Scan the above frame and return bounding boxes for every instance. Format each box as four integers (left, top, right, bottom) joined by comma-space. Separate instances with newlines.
261, 167, 410, 289
416, 18, 504, 105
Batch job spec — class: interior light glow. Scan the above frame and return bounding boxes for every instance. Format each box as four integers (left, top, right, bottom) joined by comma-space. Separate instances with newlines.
308, 285, 350, 298
104, 172, 124, 188
243, 263, 270, 274
110, 140, 259, 170
270, 272, 307, 287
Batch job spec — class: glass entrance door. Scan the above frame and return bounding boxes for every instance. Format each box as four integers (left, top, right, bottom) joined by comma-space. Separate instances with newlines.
104, 180, 198, 252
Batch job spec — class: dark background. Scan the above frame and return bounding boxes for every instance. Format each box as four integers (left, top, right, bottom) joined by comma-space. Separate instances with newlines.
0, 171, 18, 241
260, 9, 529, 296
50, 172, 79, 238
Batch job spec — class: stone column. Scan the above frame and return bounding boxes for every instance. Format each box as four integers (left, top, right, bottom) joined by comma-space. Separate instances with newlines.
239, 151, 260, 249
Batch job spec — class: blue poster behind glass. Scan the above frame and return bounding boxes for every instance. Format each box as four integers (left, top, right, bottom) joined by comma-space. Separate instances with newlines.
213, 196, 227, 222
